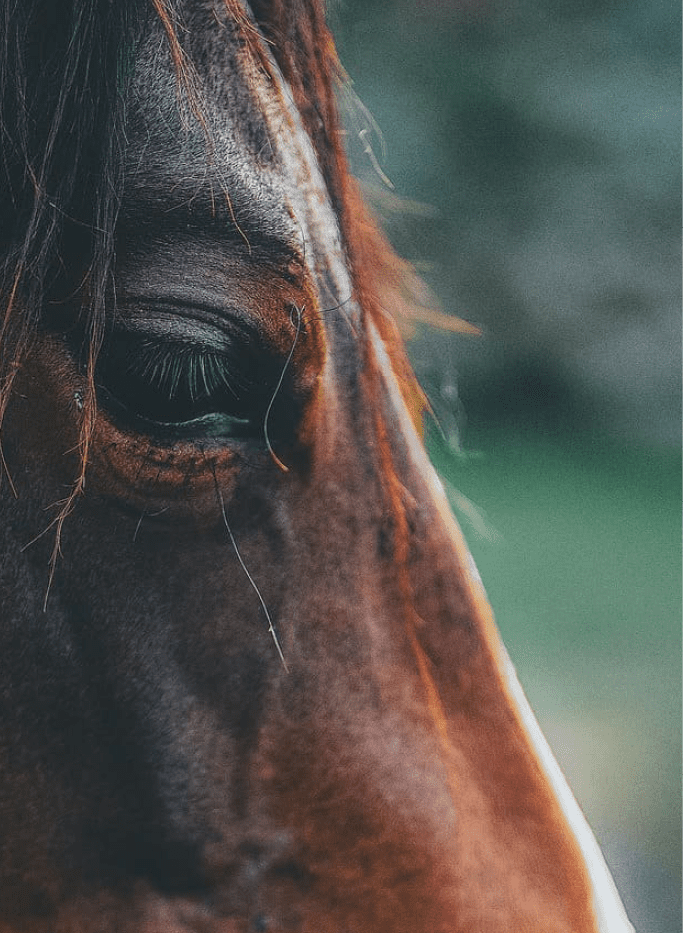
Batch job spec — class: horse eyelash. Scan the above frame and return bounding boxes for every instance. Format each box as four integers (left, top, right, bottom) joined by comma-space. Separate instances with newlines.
123, 340, 247, 403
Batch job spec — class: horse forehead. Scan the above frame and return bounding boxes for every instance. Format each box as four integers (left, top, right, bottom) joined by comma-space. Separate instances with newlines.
123, 15, 289, 234
124, 4, 346, 279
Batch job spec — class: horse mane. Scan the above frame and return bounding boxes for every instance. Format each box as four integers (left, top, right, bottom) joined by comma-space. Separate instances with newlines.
244, 1, 428, 426
0, 0, 425, 469
0, 0, 146, 453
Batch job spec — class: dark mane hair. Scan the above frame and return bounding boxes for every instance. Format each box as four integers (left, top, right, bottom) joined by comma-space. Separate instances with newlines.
0, 0, 147, 422
0, 0, 365, 410
0, 0, 424, 497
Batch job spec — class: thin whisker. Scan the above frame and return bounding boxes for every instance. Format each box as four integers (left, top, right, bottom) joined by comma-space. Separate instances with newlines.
133, 509, 147, 543
264, 303, 302, 473
209, 465, 288, 671
0, 441, 17, 498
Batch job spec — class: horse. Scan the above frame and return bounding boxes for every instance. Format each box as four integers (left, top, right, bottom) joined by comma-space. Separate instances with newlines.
0, 1, 635, 930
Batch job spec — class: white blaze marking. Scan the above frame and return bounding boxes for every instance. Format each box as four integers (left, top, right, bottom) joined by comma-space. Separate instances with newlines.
368, 320, 635, 933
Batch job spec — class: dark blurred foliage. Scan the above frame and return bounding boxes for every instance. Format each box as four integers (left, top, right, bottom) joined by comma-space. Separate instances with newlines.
331, 2, 681, 931
332, 0, 680, 447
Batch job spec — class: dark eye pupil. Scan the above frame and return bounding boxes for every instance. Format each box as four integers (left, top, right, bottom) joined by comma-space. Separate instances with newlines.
97, 335, 237, 422
95, 332, 272, 437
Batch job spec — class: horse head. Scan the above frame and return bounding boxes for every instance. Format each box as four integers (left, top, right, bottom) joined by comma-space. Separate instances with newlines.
0, 2, 634, 931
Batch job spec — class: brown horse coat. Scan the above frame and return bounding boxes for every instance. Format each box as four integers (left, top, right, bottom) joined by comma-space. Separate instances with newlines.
0, 2, 634, 931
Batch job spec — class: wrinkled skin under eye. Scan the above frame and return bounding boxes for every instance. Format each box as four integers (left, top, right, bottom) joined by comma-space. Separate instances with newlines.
94, 328, 289, 443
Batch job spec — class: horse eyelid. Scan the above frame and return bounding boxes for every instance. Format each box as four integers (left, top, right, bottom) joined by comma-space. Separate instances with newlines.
91, 325, 301, 444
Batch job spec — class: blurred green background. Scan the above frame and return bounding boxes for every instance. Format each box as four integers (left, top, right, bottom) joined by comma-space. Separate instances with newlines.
331, 1, 681, 930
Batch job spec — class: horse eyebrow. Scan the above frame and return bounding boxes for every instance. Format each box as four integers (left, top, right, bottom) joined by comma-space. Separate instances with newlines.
119, 173, 303, 263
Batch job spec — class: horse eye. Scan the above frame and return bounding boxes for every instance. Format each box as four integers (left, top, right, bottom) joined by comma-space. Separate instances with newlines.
95, 331, 270, 440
